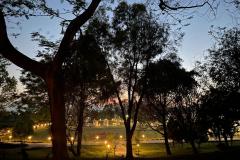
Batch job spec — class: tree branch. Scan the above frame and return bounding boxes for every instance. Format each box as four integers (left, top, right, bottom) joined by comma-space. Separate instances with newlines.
104, 56, 127, 125
159, 0, 211, 11
146, 121, 164, 135
54, 0, 101, 67
0, 10, 47, 77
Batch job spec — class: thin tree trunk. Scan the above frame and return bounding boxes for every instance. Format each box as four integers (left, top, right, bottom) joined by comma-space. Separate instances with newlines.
46, 71, 69, 160
218, 134, 221, 143
190, 140, 198, 154
223, 134, 229, 147
76, 104, 85, 156
162, 104, 171, 155
162, 118, 171, 155
217, 127, 222, 143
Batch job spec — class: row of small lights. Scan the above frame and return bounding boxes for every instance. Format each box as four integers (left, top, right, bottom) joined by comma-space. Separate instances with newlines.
8, 135, 52, 141
6, 129, 52, 141
33, 123, 51, 129
96, 134, 145, 140
68, 134, 146, 143
6, 128, 145, 144
95, 134, 144, 149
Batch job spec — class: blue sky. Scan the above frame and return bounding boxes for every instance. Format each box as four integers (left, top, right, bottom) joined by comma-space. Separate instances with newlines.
5, 0, 238, 91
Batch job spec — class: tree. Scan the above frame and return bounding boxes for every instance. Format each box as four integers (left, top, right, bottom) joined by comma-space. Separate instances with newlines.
0, 56, 17, 130
199, 27, 240, 147
0, 1, 101, 159
64, 33, 110, 157
200, 88, 240, 146
206, 27, 240, 91
0, 56, 17, 110
104, 2, 170, 158
140, 58, 196, 155
168, 89, 208, 154
20, 70, 50, 123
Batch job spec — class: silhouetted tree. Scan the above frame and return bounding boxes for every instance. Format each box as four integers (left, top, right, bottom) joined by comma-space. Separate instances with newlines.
64, 33, 111, 157
206, 27, 240, 91
200, 88, 240, 146
20, 70, 50, 123
140, 58, 196, 155
0, 56, 17, 130
0, 1, 101, 159
199, 27, 240, 147
0, 56, 17, 110
106, 2, 170, 158
168, 89, 208, 154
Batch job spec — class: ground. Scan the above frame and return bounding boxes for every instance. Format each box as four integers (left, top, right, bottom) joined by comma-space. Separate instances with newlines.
1, 142, 240, 160
1, 126, 240, 159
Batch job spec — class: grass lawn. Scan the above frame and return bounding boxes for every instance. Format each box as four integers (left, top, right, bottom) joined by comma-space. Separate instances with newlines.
1, 142, 240, 160
2, 126, 240, 159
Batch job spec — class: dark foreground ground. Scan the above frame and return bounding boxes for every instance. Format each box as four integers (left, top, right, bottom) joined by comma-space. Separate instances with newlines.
1, 142, 240, 160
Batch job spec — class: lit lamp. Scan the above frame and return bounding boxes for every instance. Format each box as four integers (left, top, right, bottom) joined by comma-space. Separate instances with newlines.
28, 136, 32, 141
96, 135, 99, 140
119, 135, 123, 139
136, 144, 140, 156
142, 134, 145, 138
104, 140, 108, 145
7, 130, 11, 133
48, 136, 52, 141
9, 135, 12, 141
70, 136, 74, 142
105, 143, 111, 158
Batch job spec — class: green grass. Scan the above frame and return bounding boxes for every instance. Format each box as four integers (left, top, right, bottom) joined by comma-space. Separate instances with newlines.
31, 126, 161, 143
1, 142, 240, 160
2, 126, 240, 159
0, 126, 160, 143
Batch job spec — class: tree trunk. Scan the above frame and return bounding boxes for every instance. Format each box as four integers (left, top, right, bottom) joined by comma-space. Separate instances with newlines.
218, 134, 222, 143
223, 134, 229, 147
125, 127, 134, 159
190, 140, 198, 154
162, 120, 171, 155
162, 105, 171, 155
217, 127, 222, 143
46, 70, 69, 160
76, 104, 85, 156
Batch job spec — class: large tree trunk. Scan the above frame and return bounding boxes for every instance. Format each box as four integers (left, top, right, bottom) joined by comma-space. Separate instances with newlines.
125, 129, 134, 160
46, 70, 69, 160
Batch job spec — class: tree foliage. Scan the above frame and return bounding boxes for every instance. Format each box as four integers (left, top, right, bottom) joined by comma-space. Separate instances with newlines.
140, 58, 197, 155
206, 27, 240, 91
0, 56, 17, 110
200, 88, 240, 146
105, 2, 171, 158
168, 90, 208, 154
